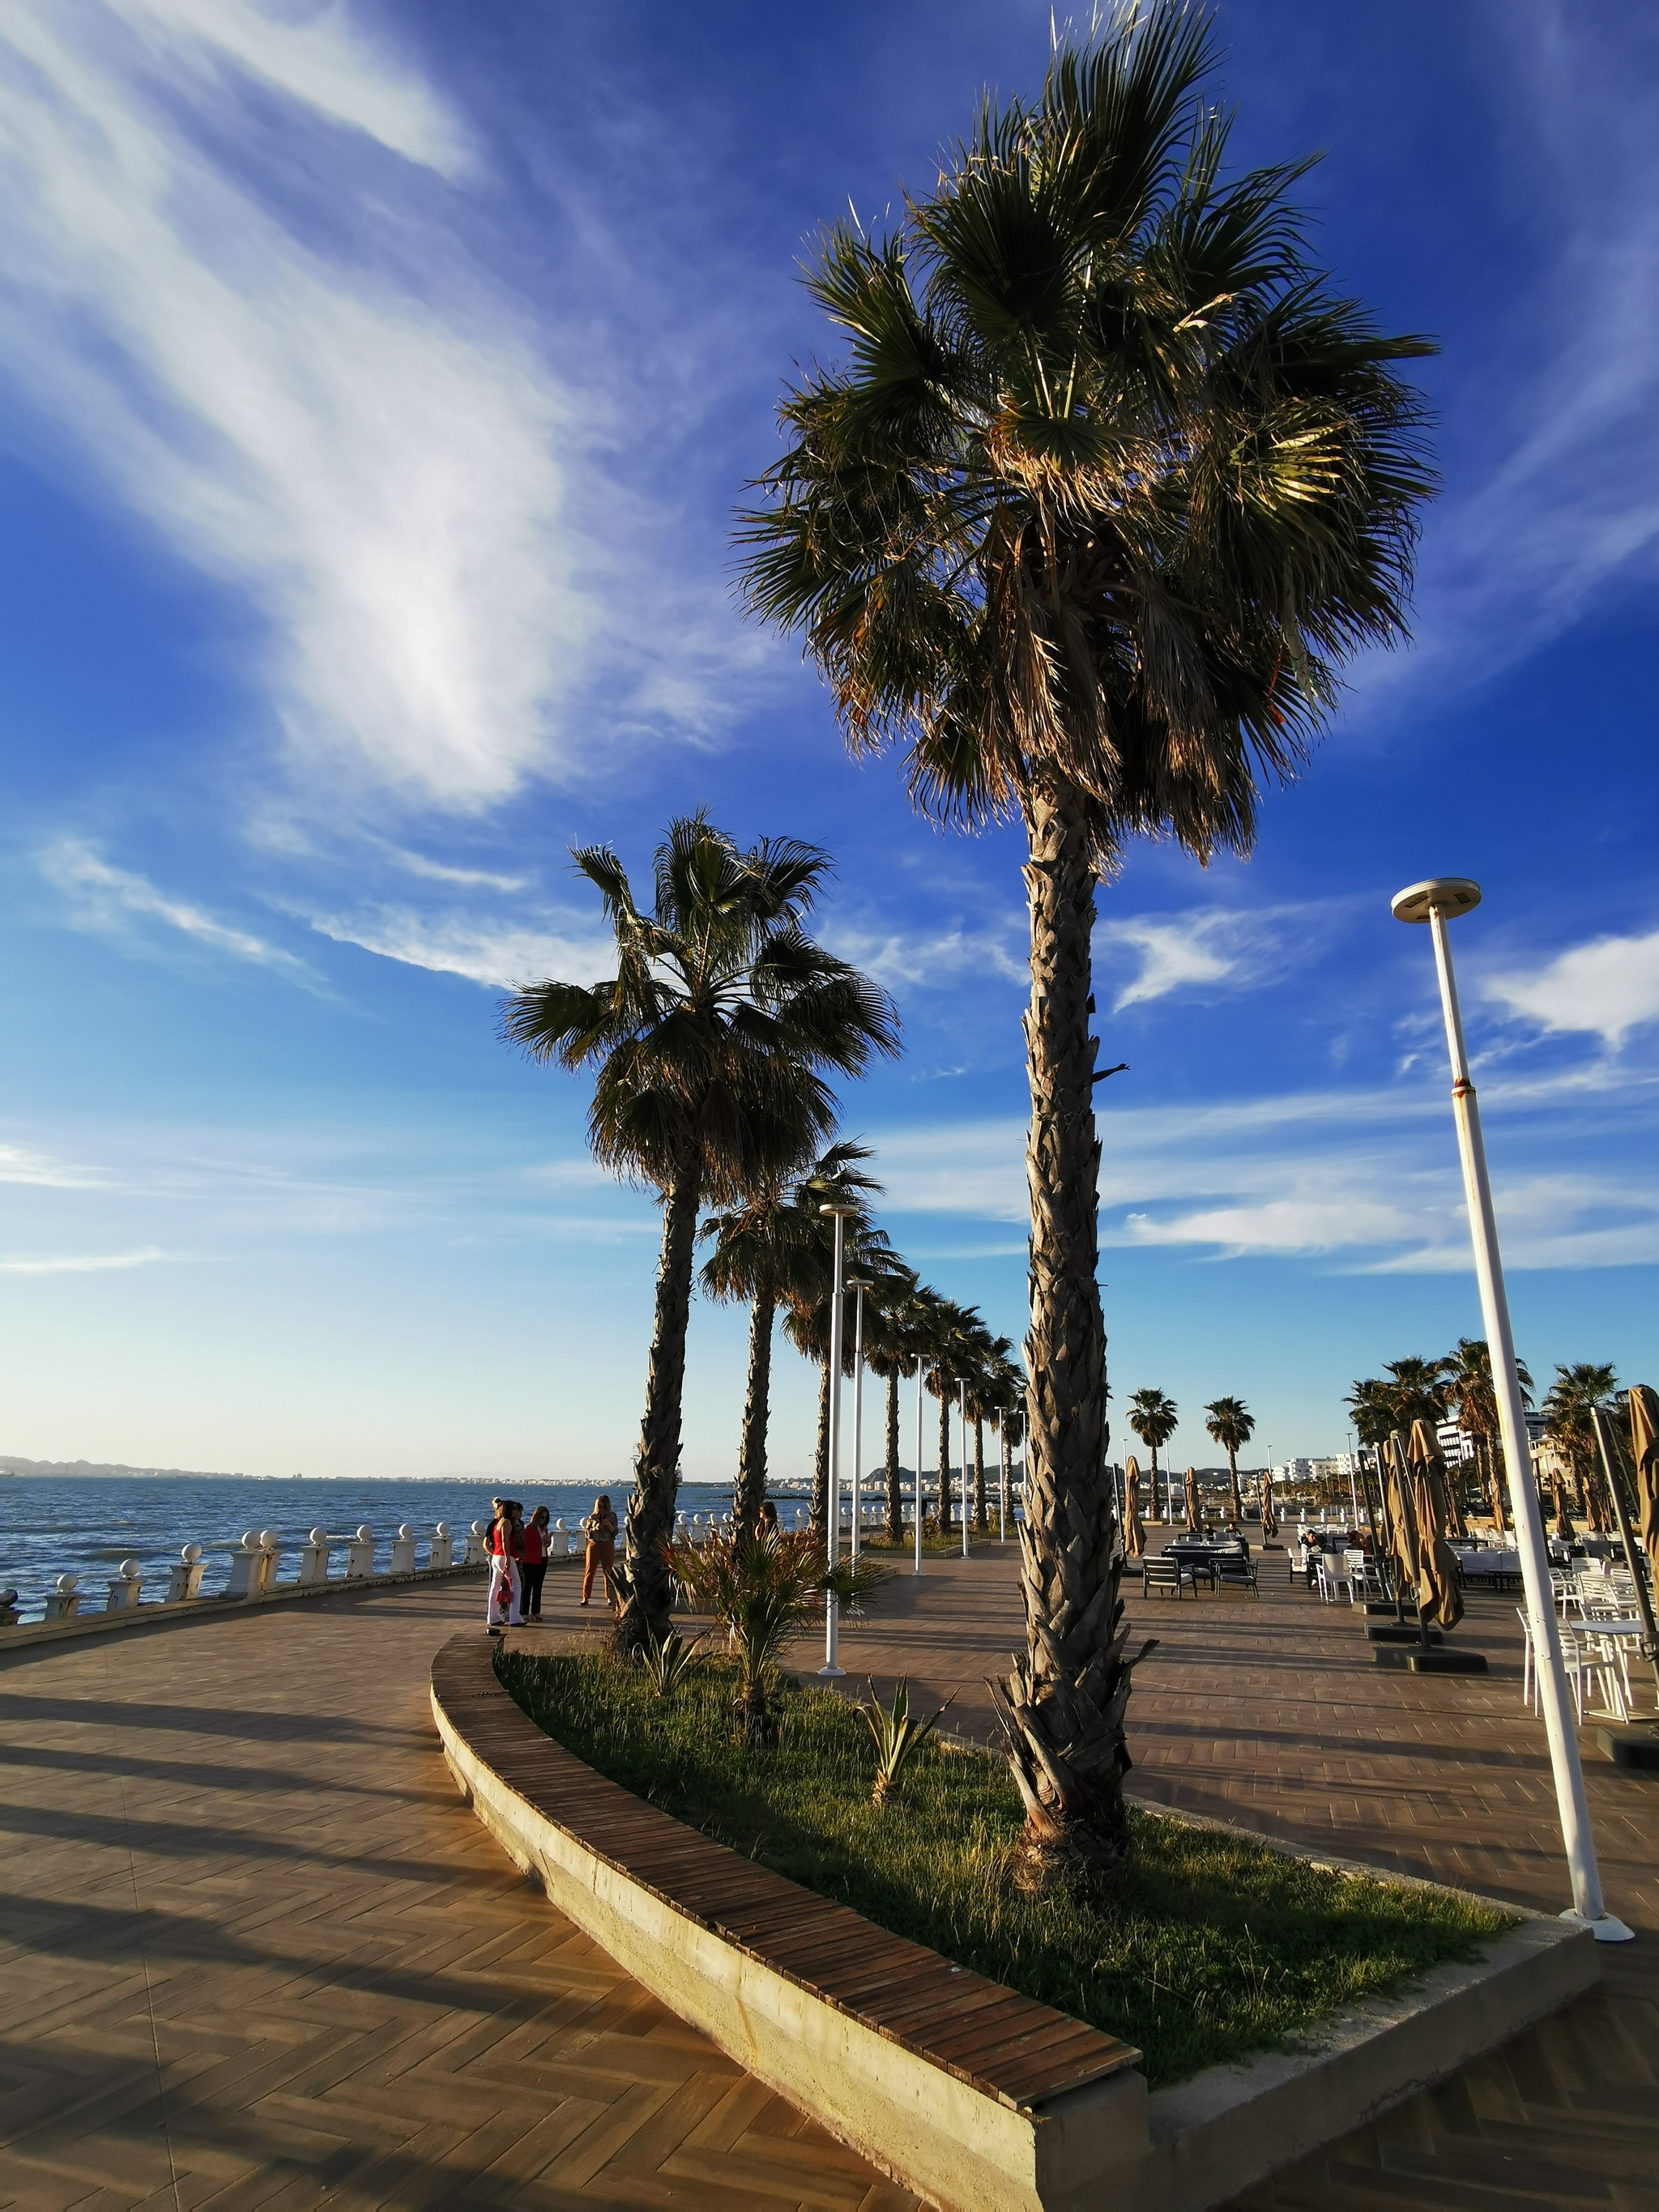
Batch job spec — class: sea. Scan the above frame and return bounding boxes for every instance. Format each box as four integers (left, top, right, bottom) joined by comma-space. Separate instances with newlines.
0, 1473, 791, 1622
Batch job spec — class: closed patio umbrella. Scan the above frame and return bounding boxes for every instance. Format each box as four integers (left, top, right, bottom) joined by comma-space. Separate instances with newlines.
1123, 1456, 1145, 1559
1183, 1466, 1201, 1534
1384, 1431, 1418, 1617
1260, 1468, 1277, 1539
1408, 1418, 1465, 1634
1551, 1473, 1575, 1546
1631, 1385, 1659, 1591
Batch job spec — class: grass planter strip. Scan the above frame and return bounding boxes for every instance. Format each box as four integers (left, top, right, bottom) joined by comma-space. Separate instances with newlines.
497, 1648, 1509, 2090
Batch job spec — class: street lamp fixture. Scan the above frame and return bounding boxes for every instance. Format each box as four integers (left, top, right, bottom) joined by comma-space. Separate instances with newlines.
1393, 877, 1631, 1942
913, 1357, 928, 1577
817, 1204, 859, 1680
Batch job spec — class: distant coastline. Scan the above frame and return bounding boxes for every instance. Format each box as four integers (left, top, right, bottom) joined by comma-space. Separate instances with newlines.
2, 1455, 242, 1481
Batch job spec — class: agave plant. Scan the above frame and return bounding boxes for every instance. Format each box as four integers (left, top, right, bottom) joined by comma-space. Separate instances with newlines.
638, 1626, 705, 1697
862, 1677, 953, 1806
667, 1526, 830, 1747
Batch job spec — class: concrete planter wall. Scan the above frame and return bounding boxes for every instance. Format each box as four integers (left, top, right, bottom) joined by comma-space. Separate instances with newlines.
432, 1638, 1600, 2212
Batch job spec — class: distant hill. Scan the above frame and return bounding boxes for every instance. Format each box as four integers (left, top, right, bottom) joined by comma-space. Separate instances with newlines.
1, 1455, 243, 1479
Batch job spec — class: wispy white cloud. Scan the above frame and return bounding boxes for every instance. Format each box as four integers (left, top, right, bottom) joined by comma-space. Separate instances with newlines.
300, 901, 614, 988
1361, 6, 1659, 703
826, 916, 1028, 991
1098, 906, 1318, 1012
1482, 926, 1659, 1046
0, 1, 757, 815
41, 838, 312, 978
871, 1075, 1659, 1272
0, 1245, 168, 1274
0, 1140, 103, 1188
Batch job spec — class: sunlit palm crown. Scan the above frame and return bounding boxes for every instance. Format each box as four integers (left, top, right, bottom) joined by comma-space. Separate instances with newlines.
700, 1140, 883, 1306
1203, 1395, 1255, 1452
739, 8, 1435, 864
501, 816, 898, 1207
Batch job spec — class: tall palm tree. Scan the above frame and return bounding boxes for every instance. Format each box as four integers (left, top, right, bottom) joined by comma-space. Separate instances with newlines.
1441, 1337, 1534, 1535
783, 1221, 903, 1533
864, 1276, 928, 1540
501, 815, 898, 1650
923, 1297, 986, 1533
1382, 1356, 1452, 1434
700, 1142, 883, 1534
737, 9, 1433, 1877
1203, 1397, 1256, 1524
1128, 1389, 1179, 1524
1542, 1363, 1618, 1531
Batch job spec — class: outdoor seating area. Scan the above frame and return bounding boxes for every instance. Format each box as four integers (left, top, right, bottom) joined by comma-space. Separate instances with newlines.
1143, 1536, 1259, 1597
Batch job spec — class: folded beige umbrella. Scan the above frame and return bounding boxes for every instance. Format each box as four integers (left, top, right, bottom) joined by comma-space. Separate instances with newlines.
1552, 1473, 1576, 1546
1631, 1385, 1659, 1590
1384, 1430, 1418, 1612
1408, 1417, 1465, 1633
1123, 1456, 1145, 1559
1260, 1468, 1277, 1538
1184, 1466, 1201, 1533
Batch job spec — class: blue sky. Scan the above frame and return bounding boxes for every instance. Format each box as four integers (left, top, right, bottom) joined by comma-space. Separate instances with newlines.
1, 0, 1656, 1481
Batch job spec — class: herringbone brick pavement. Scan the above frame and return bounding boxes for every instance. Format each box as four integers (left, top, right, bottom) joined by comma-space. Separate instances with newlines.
0, 1578, 919, 2212
530, 1532, 1659, 2210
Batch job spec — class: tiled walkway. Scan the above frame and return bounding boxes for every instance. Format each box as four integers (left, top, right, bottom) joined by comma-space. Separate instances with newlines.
5, 1540, 1656, 2210
0, 1575, 916, 2211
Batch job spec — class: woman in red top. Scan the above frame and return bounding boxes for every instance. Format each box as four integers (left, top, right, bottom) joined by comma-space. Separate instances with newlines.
520, 1506, 550, 1621
485, 1498, 522, 1636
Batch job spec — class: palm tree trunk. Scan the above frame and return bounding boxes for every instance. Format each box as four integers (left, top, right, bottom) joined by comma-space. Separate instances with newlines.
885, 1370, 902, 1540
991, 772, 1148, 1886
937, 1390, 953, 1531
809, 1357, 831, 1533
1485, 1434, 1507, 1535
1228, 1449, 1242, 1524
974, 1417, 987, 1531
734, 1285, 776, 1533
615, 1157, 700, 1654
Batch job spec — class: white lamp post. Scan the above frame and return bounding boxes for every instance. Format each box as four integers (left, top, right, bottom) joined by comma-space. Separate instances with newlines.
817, 1204, 857, 1680
1392, 876, 1631, 1942
997, 1413, 1007, 1543
847, 1276, 868, 1564
914, 1359, 928, 1576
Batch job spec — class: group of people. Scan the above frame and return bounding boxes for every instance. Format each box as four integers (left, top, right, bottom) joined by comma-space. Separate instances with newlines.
484, 1494, 619, 1637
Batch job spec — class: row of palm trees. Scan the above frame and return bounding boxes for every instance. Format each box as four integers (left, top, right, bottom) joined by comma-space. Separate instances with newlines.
701, 1140, 1027, 1543
1124, 1390, 1258, 1524
1346, 1345, 1627, 1536
508, 6, 1436, 1882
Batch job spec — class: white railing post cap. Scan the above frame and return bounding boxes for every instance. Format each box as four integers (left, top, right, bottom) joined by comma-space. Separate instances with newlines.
181, 1543, 203, 1563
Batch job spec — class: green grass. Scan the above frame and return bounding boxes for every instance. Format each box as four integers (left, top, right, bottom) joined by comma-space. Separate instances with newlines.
497, 1649, 1512, 2087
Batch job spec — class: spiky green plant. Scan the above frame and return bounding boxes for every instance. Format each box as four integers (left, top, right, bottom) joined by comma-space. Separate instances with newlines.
638, 1627, 706, 1697
862, 1677, 954, 1805
668, 1526, 831, 1746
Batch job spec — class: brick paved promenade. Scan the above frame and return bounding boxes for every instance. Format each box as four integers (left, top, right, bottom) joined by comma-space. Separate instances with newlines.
0, 1575, 915, 2211
4, 1539, 1656, 2210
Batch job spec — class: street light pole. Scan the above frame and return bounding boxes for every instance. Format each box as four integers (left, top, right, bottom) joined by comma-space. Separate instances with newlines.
914, 1360, 928, 1576
847, 1278, 868, 1564
997, 1413, 1006, 1544
817, 1204, 856, 1680
1393, 877, 1631, 1941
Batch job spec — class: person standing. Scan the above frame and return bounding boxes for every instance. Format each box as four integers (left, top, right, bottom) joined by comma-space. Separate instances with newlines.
520, 1506, 550, 1621
485, 1498, 522, 1636
580, 1494, 617, 1609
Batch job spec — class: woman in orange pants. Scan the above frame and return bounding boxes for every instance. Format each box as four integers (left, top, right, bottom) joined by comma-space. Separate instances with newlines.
580, 1494, 618, 1608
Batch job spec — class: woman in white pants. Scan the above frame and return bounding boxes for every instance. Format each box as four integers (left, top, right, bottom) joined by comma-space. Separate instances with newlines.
485, 1498, 522, 1636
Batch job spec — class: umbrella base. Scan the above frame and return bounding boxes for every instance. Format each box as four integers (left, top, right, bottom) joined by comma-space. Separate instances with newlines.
1408, 1648, 1488, 1675
1597, 1725, 1659, 1771
1363, 1600, 1399, 1616
1367, 1623, 1444, 1644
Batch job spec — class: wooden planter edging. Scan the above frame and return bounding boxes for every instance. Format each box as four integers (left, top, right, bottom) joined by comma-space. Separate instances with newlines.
430, 1633, 1600, 2212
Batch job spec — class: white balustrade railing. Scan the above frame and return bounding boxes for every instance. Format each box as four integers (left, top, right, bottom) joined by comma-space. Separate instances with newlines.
15, 1502, 499, 1628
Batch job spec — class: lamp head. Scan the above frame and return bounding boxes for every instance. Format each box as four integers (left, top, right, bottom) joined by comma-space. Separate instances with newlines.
818, 1202, 859, 1218
1391, 877, 1481, 925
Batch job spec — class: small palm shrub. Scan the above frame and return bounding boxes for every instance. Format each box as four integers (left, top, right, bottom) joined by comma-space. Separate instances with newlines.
638, 1627, 705, 1696
825, 1553, 896, 1616
862, 1677, 953, 1805
667, 1527, 828, 1746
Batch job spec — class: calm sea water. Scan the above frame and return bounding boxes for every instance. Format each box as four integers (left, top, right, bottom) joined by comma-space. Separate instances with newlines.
0, 1474, 778, 1620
